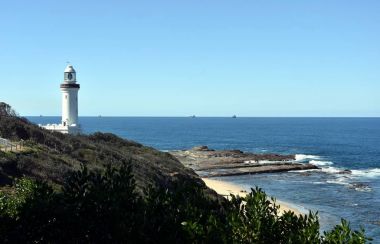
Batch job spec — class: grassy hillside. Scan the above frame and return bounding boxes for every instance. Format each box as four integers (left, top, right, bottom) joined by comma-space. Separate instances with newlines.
0, 105, 209, 196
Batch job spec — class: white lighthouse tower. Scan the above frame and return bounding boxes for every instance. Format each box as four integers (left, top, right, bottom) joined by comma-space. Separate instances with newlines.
41, 64, 81, 134
61, 64, 80, 127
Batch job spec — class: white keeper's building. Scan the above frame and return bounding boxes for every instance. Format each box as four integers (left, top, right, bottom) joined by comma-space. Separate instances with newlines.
41, 64, 81, 134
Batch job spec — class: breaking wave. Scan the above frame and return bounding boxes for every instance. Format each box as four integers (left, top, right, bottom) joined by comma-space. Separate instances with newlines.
295, 154, 322, 162
309, 160, 333, 166
350, 168, 380, 178
320, 166, 380, 178
321, 166, 344, 174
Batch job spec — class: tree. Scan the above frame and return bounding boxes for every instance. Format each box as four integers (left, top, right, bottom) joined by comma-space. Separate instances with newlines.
0, 103, 17, 117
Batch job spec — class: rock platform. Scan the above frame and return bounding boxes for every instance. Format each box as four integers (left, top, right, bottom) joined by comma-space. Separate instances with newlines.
170, 146, 318, 177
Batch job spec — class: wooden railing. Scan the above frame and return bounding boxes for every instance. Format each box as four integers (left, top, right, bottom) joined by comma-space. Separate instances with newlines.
0, 138, 24, 152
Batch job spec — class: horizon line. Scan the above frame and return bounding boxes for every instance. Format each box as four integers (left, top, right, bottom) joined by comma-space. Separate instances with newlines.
24, 115, 380, 118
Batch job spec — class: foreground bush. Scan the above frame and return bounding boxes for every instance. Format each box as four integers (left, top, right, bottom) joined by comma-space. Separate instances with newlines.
0, 163, 370, 243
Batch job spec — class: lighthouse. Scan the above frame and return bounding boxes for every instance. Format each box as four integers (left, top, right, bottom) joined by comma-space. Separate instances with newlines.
40, 64, 81, 134
61, 64, 80, 127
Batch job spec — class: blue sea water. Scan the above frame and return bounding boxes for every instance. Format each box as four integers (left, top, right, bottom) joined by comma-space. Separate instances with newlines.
28, 117, 380, 240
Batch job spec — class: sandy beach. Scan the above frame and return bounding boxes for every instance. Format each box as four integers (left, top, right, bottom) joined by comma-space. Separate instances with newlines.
202, 178, 303, 216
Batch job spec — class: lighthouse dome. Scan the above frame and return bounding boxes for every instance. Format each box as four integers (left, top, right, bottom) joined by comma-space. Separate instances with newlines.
64, 65, 76, 73
63, 64, 77, 83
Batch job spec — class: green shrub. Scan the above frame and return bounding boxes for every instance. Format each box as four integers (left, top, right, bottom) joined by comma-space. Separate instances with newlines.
0, 164, 371, 243
323, 219, 369, 243
226, 189, 321, 243
0, 178, 39, 217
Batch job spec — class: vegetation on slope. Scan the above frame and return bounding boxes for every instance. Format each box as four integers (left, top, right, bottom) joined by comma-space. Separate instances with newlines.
0, 103, 206, 196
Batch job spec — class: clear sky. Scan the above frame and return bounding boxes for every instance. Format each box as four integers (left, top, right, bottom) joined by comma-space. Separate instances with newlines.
1, 0, 379, 117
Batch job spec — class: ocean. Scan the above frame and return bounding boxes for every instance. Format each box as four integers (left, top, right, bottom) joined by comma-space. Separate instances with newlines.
28, 117, 380, 239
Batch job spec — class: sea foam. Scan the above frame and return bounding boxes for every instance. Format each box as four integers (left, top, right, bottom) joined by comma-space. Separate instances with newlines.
326, 178, 350, 186
309, 160, 334, 166
321, 166, 344, 174
295, 154, 321, 162
350, 168, 380, 178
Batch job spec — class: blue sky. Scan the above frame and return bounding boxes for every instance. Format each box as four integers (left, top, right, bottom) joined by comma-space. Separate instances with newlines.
1, 0, 379, 116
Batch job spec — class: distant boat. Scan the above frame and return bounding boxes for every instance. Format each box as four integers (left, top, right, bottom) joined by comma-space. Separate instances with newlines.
98, 115, 102, 118
39, 115, 43, 117
232, 115, 237, 118
190, 115, 196, 118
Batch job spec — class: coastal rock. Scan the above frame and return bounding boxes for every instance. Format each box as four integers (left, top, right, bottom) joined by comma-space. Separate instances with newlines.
192, 145, 213, 151
170, 146, 319, 177
349, 183, 372, 192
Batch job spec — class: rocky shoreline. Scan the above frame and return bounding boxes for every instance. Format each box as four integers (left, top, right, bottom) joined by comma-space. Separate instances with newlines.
170, 146, 319, 177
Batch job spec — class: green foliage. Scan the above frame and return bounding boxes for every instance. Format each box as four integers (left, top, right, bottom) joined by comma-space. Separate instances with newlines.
226, 189, 321, 243
144, 181, 228, 243
89, 132, 143, 148
61, 163, 143, 242
0, 163, 143, 243
0, 164, 371, 243
323, 219, 370, 244
0, 178, 39, 217
0, 178, 53, 241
